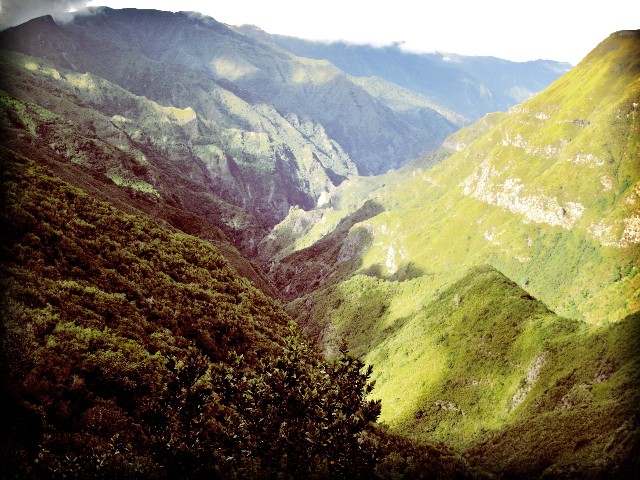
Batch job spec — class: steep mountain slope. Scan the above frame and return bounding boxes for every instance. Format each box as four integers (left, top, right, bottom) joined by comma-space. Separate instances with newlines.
1, 9, 459, 177
262, 30, 640, 476
1, 148, 482, 479
466, 308, 640, 478
266, 29, 640, 323
286, 266, 639, 477
0, 47, 288, 295
0, 14, 355, 228
71, 8, 460, 174
239, 28, 571, 121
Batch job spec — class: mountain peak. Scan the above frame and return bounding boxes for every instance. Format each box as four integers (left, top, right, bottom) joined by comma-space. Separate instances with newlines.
581, 28, 640, 67
35, 14, 55, 24
612, 29, 640, 38
10, 13, 58, 30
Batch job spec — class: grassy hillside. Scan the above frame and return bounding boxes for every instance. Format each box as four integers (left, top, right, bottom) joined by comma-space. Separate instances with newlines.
268, 30, 640, 324
264, 30, 640, 477
467, 309, 640, 478
288, 266, 639, 477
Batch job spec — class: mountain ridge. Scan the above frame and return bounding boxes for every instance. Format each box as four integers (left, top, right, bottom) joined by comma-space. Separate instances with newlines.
238, 25, 572, 121
61, 8, 459, 174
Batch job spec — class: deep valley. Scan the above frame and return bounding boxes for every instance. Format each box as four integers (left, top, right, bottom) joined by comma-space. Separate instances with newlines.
1, 8, 639, 479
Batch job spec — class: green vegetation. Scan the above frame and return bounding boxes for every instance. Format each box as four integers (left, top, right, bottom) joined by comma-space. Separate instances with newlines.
273, 27, 640, 324
290, 266, 640, 477
1, 148, 482, 478
467, 310, 640, 477
267, 30, 640, 477
0, 50, 280, 290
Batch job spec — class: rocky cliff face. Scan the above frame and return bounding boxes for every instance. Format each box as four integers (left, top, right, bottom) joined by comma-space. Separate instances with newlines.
0, 13, 352, 228
0, 8, 468, 241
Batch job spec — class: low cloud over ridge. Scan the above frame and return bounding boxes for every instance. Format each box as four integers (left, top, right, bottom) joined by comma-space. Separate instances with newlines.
0, 0, 91, 30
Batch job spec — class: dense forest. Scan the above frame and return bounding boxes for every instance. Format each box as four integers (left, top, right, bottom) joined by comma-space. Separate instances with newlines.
0, 148, 477, 478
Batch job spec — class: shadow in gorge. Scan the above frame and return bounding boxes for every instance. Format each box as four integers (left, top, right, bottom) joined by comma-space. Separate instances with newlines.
269, 199, 384, 301
360, 261, 426, 282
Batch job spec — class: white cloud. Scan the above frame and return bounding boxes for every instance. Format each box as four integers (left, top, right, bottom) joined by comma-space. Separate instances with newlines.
0, 0, 92, 29
4, 0, 640, 64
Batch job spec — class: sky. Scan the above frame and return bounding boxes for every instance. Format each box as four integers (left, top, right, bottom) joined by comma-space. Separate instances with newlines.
0, 0, 638, 65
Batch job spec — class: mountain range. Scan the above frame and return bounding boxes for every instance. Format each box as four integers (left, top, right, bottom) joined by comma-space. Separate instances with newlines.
1, 8, 638, 478
240, 26, 572, 121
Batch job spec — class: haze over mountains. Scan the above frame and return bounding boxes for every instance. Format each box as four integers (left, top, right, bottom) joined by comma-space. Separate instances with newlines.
1, 7, 638, 479
240, 26, 572, 121
0, 8, 570, 241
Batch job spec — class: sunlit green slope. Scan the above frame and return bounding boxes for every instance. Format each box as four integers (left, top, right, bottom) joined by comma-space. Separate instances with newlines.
287, 266, 639, 476
466, 308, 640, 478
263, 30, 640, 477
267, 30, 640, 324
